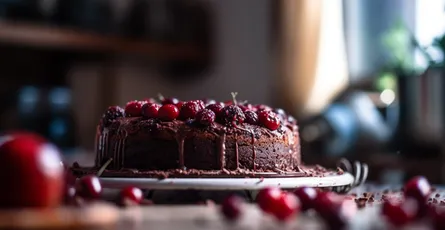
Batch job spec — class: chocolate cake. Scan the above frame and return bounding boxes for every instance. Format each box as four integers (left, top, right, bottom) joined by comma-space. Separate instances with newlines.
90, 96, 301, 177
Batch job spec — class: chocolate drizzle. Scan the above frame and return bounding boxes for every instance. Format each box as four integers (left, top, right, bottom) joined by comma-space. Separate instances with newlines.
234, 133, 239, 169
176, 131, 186, 169
251, 131, 256, 170
217, 128, 227, 170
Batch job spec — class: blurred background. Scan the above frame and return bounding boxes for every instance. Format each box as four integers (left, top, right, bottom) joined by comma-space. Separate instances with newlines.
0, 0, 445, 184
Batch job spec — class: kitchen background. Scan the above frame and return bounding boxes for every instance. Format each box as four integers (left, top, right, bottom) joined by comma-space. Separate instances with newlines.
0, 0, 443, 184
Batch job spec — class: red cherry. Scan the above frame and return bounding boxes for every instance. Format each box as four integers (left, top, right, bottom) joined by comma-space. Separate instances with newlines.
196, 109, 216, 126
162, 97, 179, 105
119, 186, 144, 206
256, 104, 272, 111
144, 98, 157, 104
63, 185, 77, 205
256, 187, 282, 213
430, 206, 445, 230
221, 195, 244, 221
269, 192, 300, 221
293, 187, 318, 211
206, 103, 224, 117
102, 106, 125, 127
258, 110, 280, 130
175, 101, 184, 110
158, 104, 180, 121
244, 110, 259, 125
142, 103, 161, 119
404, 176, 431, 218
404, 176, 431, 203
76, 175, 102, 200
382, 198, 417, 227
0, 133, 64, 208
314, 192, 357, 229
125, 100, 145, 117
180, 100, 205, 120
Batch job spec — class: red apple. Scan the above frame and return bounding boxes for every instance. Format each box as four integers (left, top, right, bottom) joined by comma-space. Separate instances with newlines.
0, 132, 64, 208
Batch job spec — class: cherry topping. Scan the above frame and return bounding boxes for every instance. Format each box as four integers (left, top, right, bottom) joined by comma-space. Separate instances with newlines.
125, 100, 145, 117
256, 104, 272, 111
144, 98, 157, 104
258, 110, 280, 130
293, 187, 318, 211
175, 101, 184, 110
205, 99, 217, 106
158, 104, 180, 121
142, 103, 161, 119
270, 192, 300, 221
180, 100, 205, 120
196, 109, 216, 126
314, 192, 357, 229
220, 105, 245, 126
221, 194, 244, 221
256, 187, 283, 213
162, 97, 179, 105
76, 175, 102, 200
382, 197, 417, 227
244, 110, 259, 125
404, 176, 431, 203
206, 103, 224, 117
119, 186, 144, 206
102, 106, 124, 127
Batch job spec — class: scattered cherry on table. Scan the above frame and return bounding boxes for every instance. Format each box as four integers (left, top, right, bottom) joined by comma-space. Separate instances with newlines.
221, 194, 245, 221
76, 175, 102, 200
119, 186, 144, 207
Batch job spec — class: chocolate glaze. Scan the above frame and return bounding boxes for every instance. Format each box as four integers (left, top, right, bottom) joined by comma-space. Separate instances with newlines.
94, 112, 300, 174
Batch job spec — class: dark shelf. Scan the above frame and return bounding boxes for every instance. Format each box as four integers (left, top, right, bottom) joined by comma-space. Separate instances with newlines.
0, 21, 206, 60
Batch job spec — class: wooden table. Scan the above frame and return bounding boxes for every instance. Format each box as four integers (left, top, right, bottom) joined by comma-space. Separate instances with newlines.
107, 184, 436, 230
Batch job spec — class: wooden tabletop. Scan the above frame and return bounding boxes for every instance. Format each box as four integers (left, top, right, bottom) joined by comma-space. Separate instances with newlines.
107, 184, 437, 230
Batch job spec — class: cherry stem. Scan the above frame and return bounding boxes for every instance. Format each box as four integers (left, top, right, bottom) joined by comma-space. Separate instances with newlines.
97, 158, 113, 177
231, 92, 238, 105
157, 93, 165, 102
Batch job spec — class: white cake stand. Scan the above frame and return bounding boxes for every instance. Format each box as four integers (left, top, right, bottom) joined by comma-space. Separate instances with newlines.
99, 172, 355, 190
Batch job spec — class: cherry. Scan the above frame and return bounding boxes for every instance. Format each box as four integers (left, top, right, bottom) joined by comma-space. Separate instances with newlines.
256, 104, 272, 111
76, 175, 102, 200
314, 192, 357, 229
256, 187, 283, 213
206, 103, 224, 118
205, 99, 217, 106
239, 103, 256, 112
404, 176, 431, 218
404, 176, 431, 203
175, 101, 184, 110
125, 100, 145, 117
158, 104, 180, 121
0, 133, 64, 208
119, 186, 144, 206
220, 105, 245, 126
142, 103, 161, 119
244, 110, 259, 125
430, 205, 445, 230
258, 110, 280, 130
162, 97, 179, 105
196, 109, 216, 126
293, 187, 318, 211
270, 192, 300, 221
63, 185, 77, 205
180, 100, 205, 120
221, 194, 245, 221
382, 197, 417, 227
102, 106, 125, 127
144, 98, 157, 104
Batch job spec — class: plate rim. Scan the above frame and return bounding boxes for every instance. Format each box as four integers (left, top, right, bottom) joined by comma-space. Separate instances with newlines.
98, 172, 354, 190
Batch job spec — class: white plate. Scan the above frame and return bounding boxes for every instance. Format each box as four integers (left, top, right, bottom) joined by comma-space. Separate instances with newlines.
99, 173, 354, 190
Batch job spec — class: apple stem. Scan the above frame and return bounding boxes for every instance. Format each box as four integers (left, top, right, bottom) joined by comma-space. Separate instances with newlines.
97, 158, 113, 177
231, 92, 238, 105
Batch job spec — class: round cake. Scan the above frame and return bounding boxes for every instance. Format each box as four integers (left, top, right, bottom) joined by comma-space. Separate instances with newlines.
91, 96, 301, 177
